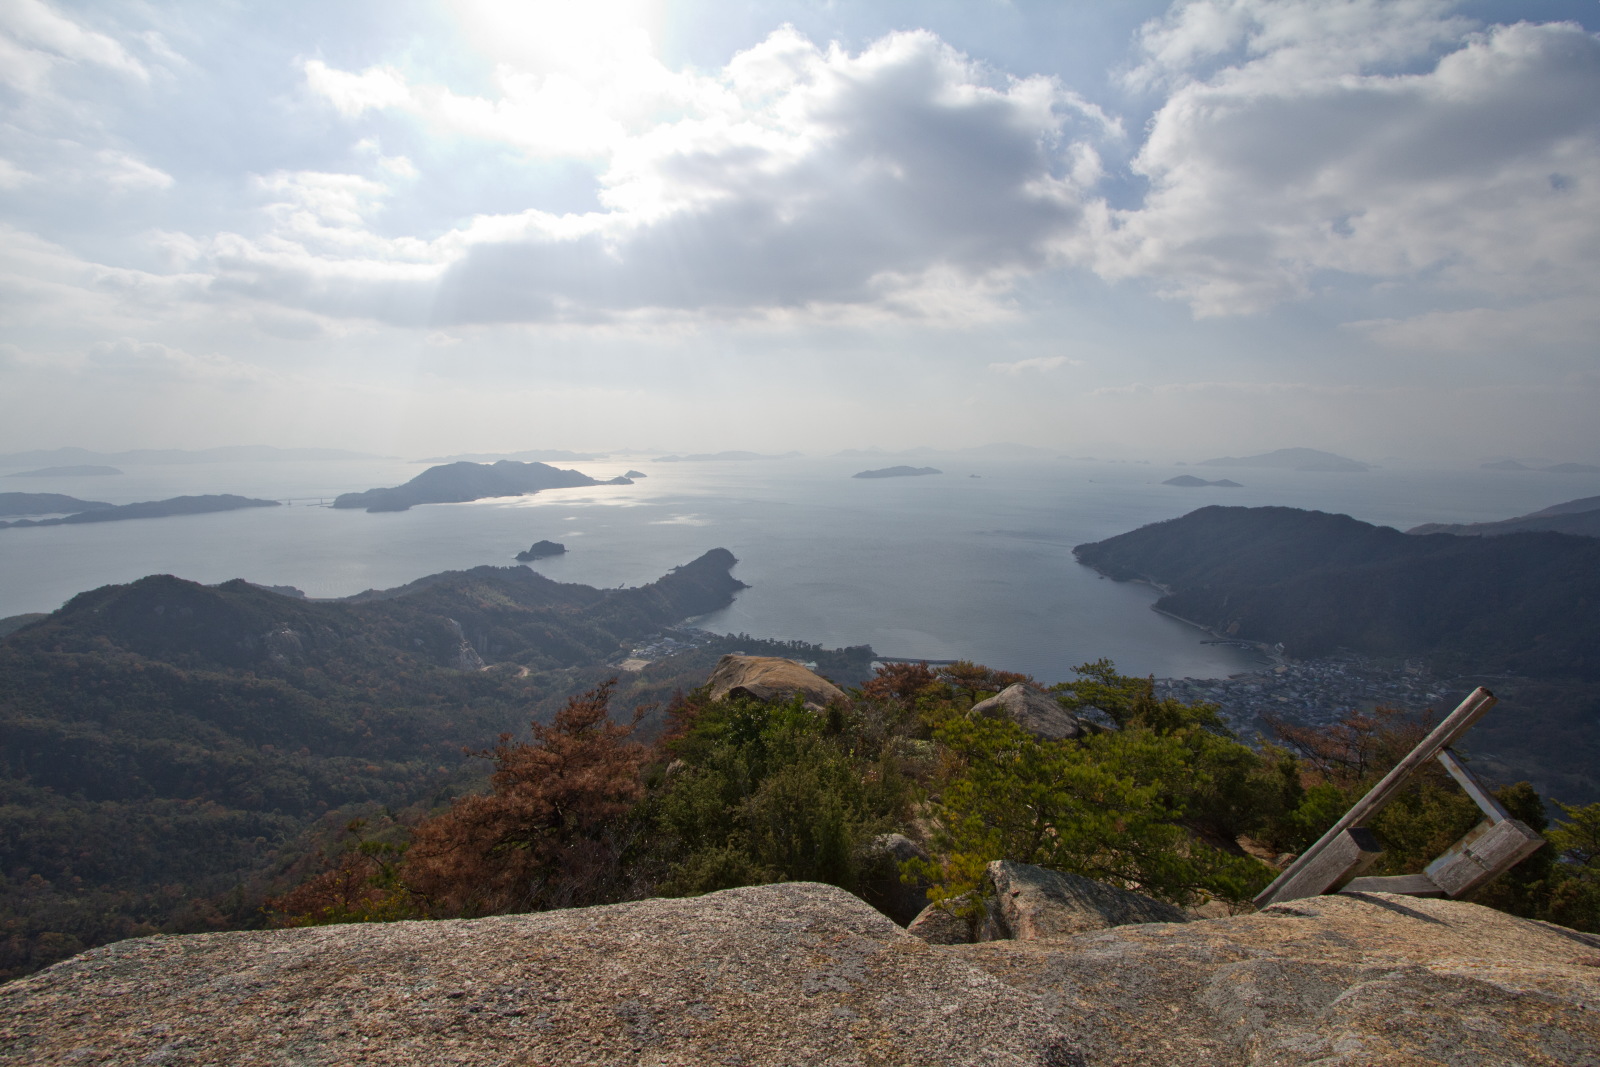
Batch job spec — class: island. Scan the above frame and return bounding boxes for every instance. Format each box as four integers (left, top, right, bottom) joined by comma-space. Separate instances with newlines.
515, 540, 567, 561
624, 470, 646, 478
1162, 475, 1242, 488
852, 466, 942, 480
0, 494, 280, 528
7, 465, 122, 478
1195, 447, 1368, 472
332, 460, 606, 513
1408, 495, 1600, 538
655, 451, 801, 463
0, 492, 114, 518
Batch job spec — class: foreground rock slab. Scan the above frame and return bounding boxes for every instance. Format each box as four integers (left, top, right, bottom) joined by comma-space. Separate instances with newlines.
969, 684, 1088, 741
957, 891, 1600, 1066
0, 884, 1071, 1067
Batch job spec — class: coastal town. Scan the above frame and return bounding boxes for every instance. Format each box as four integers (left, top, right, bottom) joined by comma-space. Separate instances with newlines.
1155, 651, 1460, 738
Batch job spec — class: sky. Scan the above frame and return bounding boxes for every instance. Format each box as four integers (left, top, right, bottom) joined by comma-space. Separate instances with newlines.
2, 0, 1598, 462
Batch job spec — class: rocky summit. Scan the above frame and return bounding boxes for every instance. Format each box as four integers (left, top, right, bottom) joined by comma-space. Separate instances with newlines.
4, 881, 1599, 1066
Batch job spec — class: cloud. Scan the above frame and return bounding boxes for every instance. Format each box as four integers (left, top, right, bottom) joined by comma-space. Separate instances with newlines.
84, 338, 265, 384
266, 27, 1110, 325
1088, 6, 1600, 316
989, 355, 1078, 374
96, 149, 173, 190
0, 0, 148, 93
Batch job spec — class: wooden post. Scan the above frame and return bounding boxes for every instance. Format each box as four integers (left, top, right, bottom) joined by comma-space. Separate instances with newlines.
1255, 687, 1497, 907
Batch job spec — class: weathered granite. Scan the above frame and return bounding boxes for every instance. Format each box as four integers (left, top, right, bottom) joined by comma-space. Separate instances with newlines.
856, 833, 933, 926
982, 860, 1189, 942
704, 654, 849, 710
970, 684, 1088, 741
957, 891, 1600, 1066
906, 901, 973, 945
0, 884, 1074, 1066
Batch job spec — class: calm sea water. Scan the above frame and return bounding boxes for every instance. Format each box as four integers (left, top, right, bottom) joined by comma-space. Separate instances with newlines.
3, 456, 1596, 684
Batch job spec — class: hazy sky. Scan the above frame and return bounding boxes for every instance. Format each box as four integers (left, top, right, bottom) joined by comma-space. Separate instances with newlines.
2, 0, 1598, 460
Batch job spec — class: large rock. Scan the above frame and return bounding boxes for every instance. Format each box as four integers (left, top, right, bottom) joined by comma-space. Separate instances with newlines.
982, 860, 1189, 941
957, 891, 1600, 1065
705, 654, 848, 709
0, 884, 1073, 1066
856, 833, 934, 926
970, 684, 1087, 741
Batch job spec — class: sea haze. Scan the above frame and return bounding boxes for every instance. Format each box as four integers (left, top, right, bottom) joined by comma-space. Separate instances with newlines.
2, 456, 1596, 684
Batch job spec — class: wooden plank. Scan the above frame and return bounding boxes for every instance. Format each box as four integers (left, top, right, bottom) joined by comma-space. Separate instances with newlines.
1435, 748, 1510, 824
1426, 818, 1545, 897
1255, 687, 1497, 906
1341, 873, 1445, 897
1261, 827, 1383, 903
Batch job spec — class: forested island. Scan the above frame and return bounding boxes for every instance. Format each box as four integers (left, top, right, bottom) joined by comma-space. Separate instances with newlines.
1408, 494, 1600, 538
853, 466, 942, 479
333, 460, 627, 512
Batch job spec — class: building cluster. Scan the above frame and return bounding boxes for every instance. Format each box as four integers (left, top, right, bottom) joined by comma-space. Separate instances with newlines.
1156, 653, 1455, 739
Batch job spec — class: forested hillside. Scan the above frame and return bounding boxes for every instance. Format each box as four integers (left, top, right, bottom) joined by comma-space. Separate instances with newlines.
1073, 506, 1600, 679
0, 551, 747, 978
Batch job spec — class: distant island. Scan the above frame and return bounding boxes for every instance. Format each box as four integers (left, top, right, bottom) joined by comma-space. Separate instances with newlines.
332, 460, 622, 513
7, 465, 122, 478
1483, 459, 1600, 473
1073, 504, 1600, 679
1408, 495, 1600, 538
1196, 448, 1368, 472
1162, 475, 1242, 488
624, 470, 646, 478
0, 492, 114, 518
515, 540, 566, 561
0, 446, 382, 467
415, 449, 608, 464
655, 451, 802, 463
0, 494, 280, 528
852, 466, 941, 480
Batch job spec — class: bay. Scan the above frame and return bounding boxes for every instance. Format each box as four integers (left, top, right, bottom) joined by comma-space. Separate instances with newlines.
2, 455, 1595, 685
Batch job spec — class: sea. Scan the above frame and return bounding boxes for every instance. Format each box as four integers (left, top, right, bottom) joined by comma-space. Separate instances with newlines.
3, 454, 1596, 685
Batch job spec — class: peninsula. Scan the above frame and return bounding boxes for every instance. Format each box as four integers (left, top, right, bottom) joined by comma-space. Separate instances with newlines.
333, 460, 619, 512
1409, 495, 1600, 538
0, 492, 113, 517
0, 494, 278, 528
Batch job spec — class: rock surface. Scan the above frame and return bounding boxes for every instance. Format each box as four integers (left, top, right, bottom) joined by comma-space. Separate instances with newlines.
0, 884, 1074, 1067
958, 891, 1600, 1066
856, 833, 933, 926
970, 684, 1088, 741
982, 860, 1189, 942
5, 884, 1599, 1065
704, 654, 848, 709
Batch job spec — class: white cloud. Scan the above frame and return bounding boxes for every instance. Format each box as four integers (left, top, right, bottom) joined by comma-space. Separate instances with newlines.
989, 355, 1078, 374
96, 149, 172, 190
1089, 8, 1600, 317
0, 0, 148, 93
84, 338, 264, 384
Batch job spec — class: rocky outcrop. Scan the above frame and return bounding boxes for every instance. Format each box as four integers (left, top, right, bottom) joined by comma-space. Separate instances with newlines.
856, 833, 933, 926
0, 884, 1074, 1067
7, 884, 1597, 1065
970, 684, 1089, 741
907, 861, 1187, 946
705, 654, 848, 710
957, 891, 1600, 1065
980, 860, 1188, 941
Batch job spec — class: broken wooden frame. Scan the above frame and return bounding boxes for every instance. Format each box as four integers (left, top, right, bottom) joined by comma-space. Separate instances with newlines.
1255, 686, 1545, 907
